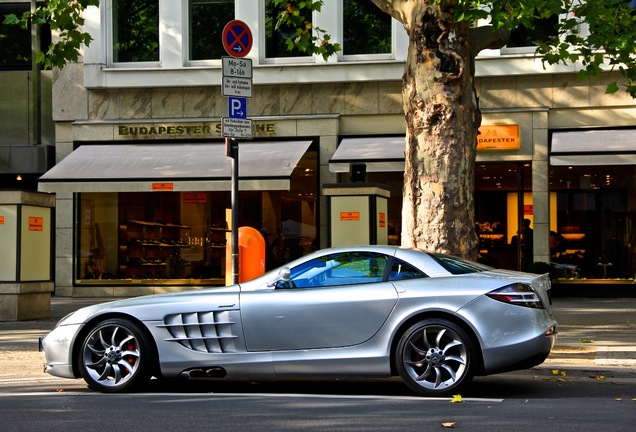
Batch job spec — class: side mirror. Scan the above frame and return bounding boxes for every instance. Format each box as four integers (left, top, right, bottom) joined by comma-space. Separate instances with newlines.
267, 267, 291, 288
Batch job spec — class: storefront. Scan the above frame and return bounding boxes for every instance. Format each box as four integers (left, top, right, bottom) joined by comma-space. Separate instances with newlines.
329, 120, 544, 274
549, 128, 636, 287
28, 0, 634, 299
41, 111, 636, 300
330, 125, 636, 293
39, 120, 324, 294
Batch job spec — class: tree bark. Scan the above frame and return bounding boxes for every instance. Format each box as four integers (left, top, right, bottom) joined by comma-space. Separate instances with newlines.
376, 0, 479, 258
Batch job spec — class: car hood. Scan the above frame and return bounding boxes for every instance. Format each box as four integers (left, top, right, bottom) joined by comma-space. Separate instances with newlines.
58, 286, 240, 326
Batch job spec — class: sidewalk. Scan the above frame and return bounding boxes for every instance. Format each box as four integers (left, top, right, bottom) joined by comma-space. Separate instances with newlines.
0, 296, 634, 381
542, 297, 636, 373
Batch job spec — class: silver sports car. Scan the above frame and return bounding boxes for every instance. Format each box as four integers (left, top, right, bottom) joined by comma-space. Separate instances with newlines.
41, 246, 557, 396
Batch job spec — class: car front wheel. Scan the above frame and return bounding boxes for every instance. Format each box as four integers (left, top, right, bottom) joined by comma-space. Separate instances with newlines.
396, 318, 474, 396
78, 318, 153, 393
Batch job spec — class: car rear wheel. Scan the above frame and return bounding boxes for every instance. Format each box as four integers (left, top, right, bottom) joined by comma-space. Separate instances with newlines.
396, 318, 474, 396
78, 318, 153, 393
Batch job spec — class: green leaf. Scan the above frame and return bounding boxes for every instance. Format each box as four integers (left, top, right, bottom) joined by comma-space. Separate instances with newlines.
3, 14, 20, 25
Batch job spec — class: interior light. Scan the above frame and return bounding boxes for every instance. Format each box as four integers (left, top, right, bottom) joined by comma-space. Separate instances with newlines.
16, 175, 22, 181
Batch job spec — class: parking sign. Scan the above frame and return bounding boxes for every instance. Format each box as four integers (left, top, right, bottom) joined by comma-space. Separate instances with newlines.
228, 97, 247, 119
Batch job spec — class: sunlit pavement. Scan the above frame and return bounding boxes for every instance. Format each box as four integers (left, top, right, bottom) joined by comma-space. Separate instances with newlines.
541, 297, 636, 371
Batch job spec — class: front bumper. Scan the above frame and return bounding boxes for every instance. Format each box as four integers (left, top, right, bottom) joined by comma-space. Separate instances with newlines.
39, 323, 83, 379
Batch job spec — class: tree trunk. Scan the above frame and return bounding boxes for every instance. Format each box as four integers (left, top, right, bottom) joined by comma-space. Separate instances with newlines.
387, 1, 479, 259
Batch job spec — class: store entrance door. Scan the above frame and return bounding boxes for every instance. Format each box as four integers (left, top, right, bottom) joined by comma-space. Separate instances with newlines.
474, 162, 532, 271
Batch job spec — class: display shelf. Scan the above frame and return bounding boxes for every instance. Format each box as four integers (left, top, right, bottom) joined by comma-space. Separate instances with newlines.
119, 220, 191, 279
128, 219, 190, 229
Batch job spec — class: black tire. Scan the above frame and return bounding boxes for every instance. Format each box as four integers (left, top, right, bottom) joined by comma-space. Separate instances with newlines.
396, 318, 474, 397
78, 318, 154, 393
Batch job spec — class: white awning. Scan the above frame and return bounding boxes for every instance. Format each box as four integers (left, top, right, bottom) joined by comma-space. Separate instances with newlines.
552, 129, 636, 153
551, 154, 636, 166
38, 141, 312, 193
329, 137, 405, 173
550, 129, 636, 166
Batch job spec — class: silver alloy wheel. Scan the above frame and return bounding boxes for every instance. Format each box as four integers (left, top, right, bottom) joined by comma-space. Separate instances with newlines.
398, 320, 471, 395
81, 321, 141, 390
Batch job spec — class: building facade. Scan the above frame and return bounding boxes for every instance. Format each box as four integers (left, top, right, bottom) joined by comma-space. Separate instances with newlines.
39, 1, 636, 297
0, 0, 55, 191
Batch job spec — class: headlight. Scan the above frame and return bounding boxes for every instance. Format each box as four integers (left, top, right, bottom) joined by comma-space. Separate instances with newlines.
55, 311, 76, 328
486, 283, 544, 309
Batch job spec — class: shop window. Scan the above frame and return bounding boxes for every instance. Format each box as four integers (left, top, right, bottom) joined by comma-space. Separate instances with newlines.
75, 148, 318, 285
342, 0, 392, 57
0, 2, 52, 70
264, 0, 313, 60
549, 165, 636, 280
188, 0, 235, 61
474, 163, 532, 271
112, 0, 159, 63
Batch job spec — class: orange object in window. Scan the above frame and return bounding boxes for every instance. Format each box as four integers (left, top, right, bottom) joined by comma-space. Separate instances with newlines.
238, 226, 266, 283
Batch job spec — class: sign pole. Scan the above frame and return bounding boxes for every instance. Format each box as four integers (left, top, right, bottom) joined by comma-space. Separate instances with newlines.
229, 138, 239, 284
221, 20, 253, 285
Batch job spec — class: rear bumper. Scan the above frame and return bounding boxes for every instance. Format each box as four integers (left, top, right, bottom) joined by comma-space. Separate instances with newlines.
481, 326, 557, 374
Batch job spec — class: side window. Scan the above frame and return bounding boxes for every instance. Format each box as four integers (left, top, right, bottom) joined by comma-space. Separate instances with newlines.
430, 253, 491, 275
388, 259, 427, 281
112, 0, 159, 63
188, 0, 235, 61
290, 252, 389, 288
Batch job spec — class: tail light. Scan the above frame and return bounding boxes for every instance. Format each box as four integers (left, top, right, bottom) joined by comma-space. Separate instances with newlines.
486, 283, 544, 309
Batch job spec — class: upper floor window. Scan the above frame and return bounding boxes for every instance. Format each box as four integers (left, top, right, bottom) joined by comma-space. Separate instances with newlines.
189, 0, 235, 61
342, 0, 391, 56
505, 14, 558, 50
0, 3, 51, 70
112, 0, 159, 63
264, 0, 313, 61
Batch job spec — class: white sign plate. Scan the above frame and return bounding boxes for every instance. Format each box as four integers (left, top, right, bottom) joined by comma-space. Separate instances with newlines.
222, 117, 253, 139
222, 56, 253, 79
222, 77, 253, 98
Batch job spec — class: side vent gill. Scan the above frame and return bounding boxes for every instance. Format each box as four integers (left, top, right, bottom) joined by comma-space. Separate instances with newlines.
159, 311, 239, 353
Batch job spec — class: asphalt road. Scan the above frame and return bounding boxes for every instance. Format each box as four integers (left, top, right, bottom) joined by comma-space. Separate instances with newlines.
0, 296, 634, 431
0, 368, 634, 432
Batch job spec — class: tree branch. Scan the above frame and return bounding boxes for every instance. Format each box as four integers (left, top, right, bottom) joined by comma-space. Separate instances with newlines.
469, 26, 511, 59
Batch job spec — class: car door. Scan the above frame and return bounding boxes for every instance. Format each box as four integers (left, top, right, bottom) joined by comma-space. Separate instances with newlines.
240, 251, 399, 352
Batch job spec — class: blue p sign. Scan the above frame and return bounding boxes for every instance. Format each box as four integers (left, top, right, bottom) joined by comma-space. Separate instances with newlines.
228, 97, 247, 119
